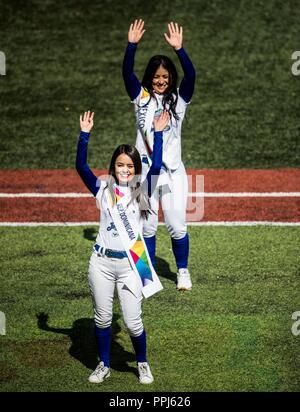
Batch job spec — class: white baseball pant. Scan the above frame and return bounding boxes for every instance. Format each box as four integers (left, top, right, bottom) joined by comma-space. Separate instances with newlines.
88, 252, 144, 337
143, 162, 188, 239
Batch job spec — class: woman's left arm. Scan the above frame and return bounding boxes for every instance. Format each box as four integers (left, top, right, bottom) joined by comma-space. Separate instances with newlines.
164, 22, 196, 103
176, 48, 196, 103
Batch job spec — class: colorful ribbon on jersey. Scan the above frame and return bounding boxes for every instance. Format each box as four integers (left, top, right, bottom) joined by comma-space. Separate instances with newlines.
105, 183, 162, 298
138, 88, 171, 186
129, 234, 153, 286
114, 185, 153, 285
114, 186, 124, 203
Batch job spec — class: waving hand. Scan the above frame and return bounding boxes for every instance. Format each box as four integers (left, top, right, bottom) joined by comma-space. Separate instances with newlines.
164, 22, 183, 50
80, 111, 94, 133
128, 19, 146, 44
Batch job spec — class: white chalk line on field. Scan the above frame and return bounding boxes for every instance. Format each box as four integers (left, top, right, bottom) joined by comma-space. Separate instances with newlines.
1, 192, 300, 198
1, 221, 300, 227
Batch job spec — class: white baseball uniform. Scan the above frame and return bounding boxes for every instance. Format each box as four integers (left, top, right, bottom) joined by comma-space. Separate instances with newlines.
88, 183, 144, 337
133, 90, 189, 239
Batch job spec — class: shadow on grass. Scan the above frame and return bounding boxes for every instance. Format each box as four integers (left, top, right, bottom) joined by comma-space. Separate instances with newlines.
83, 228, 97, 242
156, 256, 177, 284
36, 312, 136, 374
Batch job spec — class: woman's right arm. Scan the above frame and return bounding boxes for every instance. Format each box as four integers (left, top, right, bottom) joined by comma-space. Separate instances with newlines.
145, 111, 170, 197
76, 111, 100, 197
122, 19, 145, 101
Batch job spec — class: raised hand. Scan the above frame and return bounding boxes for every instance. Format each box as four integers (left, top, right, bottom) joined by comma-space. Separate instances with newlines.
153, 110, 170, 132
128, 19, 146, 43
80, 111, 94, 133
164, 22, 183, 50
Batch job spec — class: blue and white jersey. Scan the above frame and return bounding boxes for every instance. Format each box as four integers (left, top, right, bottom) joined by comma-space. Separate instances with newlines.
133, 89, 188, 171
76, 130, 163, 251
95, 183, 143, 250
122, 42, 196, 173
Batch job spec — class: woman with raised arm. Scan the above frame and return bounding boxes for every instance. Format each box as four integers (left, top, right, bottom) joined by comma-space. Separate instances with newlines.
122, 19, 196, 291
76, 110, 169, 384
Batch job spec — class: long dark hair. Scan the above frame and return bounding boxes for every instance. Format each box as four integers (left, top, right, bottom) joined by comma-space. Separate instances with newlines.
107, 144, 150, 219
142, 55, 179, 120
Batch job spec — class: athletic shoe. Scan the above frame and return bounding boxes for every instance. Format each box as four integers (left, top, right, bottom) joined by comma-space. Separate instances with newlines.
137, 362, 154, 384
88, 361, 110, 383
176, 268, 192, 291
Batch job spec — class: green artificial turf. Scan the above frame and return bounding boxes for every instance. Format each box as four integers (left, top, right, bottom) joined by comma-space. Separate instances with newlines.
0, 226, 299, 392
0, 0, 300, 169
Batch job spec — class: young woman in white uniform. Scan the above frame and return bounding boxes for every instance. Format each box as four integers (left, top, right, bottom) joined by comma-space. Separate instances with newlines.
123, 20, 196, 291
76, 110, 169, 384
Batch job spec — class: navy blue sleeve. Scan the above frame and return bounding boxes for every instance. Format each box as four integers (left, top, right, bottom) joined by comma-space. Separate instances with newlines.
145, 131, 163, 197
75, 131, 100, 197
122, 42, 142, 101
176, 47, 196, 103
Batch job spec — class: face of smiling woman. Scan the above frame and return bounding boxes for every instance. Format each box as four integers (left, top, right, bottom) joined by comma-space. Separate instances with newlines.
152, 65, 169, 94
115, 153, 135, 184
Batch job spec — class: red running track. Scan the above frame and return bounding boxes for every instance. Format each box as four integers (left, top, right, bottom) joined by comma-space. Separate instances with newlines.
0, 169, 300, 222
